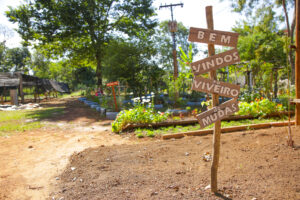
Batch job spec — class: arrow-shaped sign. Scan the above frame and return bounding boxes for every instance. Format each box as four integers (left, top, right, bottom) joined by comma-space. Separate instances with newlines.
192, 76, 240, 98
191, 49, 240, 75
189, 27, 239, 47
196, 98, 239, 129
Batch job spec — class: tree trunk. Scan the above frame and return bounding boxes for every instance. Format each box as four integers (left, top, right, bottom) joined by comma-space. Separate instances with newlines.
283, 0, 296, 83
274, 68, 278, 98
95, 53, 103, 88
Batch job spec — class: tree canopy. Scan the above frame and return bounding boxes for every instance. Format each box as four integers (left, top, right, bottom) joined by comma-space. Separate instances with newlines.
6, 0, 157, 87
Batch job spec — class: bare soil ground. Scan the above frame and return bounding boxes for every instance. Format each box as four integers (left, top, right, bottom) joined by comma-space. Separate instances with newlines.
51, 126, 300, 200
0, 98, 139, 200
1, 97, 300, 200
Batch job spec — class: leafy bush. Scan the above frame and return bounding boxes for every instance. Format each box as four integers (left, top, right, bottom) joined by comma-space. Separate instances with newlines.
112, 104, 169, 133
237, 98, 285, 117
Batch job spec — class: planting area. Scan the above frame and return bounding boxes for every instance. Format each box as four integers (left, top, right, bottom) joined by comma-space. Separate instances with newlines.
0, 97, 299, 200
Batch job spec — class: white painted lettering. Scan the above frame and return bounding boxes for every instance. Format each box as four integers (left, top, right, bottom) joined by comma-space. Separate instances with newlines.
233, 52, 239, 60
232, 103, 238, 112
224, 87, 230, 95
230, 89, 239, 97
221, 35, 231, 44
218, 110, 225, 118
209, 33, 217, 42
198, 31, 205, 39
210, 113, 218, 121
225, 107, 233, 115
202, 62, 207, 70
206, 82, 214, 91
202, 116, 212, 126
194, 80, 202, 88
224, 55, 233, 63
206, 60, 215, 70
193, 65, 199, 72
216, 57, 223, 65
214, 85, 220, 93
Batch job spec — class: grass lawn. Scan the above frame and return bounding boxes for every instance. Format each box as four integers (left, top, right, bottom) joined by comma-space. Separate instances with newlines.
0, 107, 64, 136
134, 117, 288, 138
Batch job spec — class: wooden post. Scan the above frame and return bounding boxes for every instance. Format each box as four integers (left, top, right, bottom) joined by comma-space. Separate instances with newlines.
18, 73, 24, 104
296, 0, 300, 125
206, 6, 221, 193
112, 86, 118, 112
10, 89, 18, 105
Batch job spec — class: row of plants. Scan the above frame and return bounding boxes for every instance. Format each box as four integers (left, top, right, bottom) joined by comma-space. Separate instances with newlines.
112, 97, 289, 133
237, 97, 285, 117
112, 103, 169, 133
134, 117, 287, 138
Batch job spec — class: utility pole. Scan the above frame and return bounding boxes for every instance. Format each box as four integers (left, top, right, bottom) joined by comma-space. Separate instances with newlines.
159, 3, 183, 80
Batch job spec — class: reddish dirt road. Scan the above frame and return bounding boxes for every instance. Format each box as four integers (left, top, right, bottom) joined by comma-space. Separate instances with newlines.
0, 98, 138, 200
0, 97, 300, 200
51, 125, 300, 200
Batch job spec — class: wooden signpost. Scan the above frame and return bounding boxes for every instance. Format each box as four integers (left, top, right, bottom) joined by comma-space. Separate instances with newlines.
191, 49, 240, 75
189, 27, 239, 47
106, 81, 119, 112
188, 6, 240, 193
192, 76, 240, 98
196, 98, 239, 128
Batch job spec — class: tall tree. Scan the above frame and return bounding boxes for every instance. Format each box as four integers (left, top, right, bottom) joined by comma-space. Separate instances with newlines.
103, 38, 163, 97
233, 7, 287, 98
154, 21, 198, 71
6, 0, 157, 88
5, 47, 31, 73
0, 25, 14, 72
224, 0, 295, 82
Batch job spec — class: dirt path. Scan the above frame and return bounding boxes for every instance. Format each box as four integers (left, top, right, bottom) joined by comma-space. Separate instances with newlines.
52, 126, 300, 200
0, 98, 138, 200
1, 97, 300, 199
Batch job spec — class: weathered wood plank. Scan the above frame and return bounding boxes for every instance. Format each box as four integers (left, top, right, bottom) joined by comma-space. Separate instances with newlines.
192, 76, 240, 98
190, 49, 240, 75
196, 98, 239, 129
188, 27, 239, 47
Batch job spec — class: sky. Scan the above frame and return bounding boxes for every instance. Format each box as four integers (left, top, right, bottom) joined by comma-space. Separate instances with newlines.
0, 0, 289, 49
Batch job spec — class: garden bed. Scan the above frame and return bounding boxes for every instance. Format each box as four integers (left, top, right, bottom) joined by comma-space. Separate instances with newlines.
162, 121, 295, 139
121, 111, 294, 132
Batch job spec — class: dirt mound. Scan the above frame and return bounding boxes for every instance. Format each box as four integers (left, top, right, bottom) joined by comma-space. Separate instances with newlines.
51, 126, 300, 200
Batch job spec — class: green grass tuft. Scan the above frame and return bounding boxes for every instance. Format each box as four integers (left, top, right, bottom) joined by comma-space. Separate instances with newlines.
0, 107, 64, 136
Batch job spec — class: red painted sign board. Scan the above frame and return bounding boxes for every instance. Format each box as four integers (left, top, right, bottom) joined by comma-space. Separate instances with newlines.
106, 81, 119, 87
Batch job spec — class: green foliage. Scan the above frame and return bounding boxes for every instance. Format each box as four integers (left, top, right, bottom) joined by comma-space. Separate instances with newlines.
112, 104, 169, 133
163, 44, 194, 104
5, 47, 31, 73
103, 38, 163, 97
172, 116, 181, 121
232, 8, 289, 98
6, 0, 157, 87
136, 133, 144, 138
154, 21, 198, 71
237, 98, 284, 117
0, 107, 64, 136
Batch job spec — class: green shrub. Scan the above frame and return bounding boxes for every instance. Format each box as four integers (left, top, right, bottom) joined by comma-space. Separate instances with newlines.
136, 133, 144, 138
112, 104, 169, 133
146, 130, 155, 137
237, 98, 285, 117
